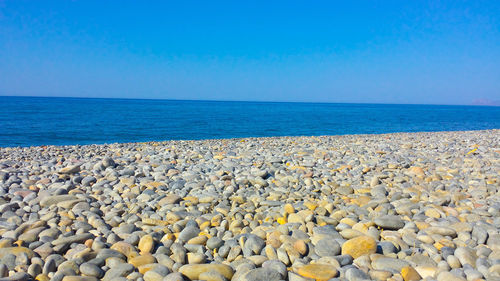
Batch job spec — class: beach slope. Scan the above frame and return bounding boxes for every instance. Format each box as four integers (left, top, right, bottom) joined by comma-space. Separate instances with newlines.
0, 130, 499, 280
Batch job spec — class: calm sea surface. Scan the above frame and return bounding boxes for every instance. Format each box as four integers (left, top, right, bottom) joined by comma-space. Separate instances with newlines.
0, 96, 499, 147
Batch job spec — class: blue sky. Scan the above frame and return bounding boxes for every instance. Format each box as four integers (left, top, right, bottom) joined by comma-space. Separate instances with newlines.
0, 1, 499, 105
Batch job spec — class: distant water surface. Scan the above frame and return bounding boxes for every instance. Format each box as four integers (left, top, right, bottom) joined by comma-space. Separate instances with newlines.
0, 96, 499, 147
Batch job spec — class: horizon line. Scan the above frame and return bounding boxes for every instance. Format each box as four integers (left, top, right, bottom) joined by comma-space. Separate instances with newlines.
0, 94, 499, 107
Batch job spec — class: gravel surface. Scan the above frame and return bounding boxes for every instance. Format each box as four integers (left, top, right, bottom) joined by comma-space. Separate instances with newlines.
0, 130, 499, 281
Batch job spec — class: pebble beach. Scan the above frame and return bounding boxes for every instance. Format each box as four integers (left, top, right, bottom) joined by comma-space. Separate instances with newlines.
0, 130, 499, 281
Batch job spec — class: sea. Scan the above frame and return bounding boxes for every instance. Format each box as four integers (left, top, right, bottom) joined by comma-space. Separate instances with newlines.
0, 96, 499, 147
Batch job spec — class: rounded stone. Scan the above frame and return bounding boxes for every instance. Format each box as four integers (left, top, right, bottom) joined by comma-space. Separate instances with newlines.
129, 255, 156, 268
401, 266, 422, 281
293, 240, 308, 256
143, 270, 166, 281
262, 260, 287, 278
199, 270, 227, 281
374, 216, 405, 230
178, 264, 234, 280
315, 239, 341, 257
341, 236, 377, 259
454, 247, 477, 267
79, 262, 104, 278
240, 267, 282, 281
297, 264, 338, 281
207, 237, 224, 250
447, 255, 461, 269
178, 226, 200, 242
138, 235, 155, 254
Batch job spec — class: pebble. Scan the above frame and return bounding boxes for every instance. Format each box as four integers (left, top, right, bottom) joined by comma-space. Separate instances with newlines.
262, 260, 287, 278
178, 264, 234, 280
143, 270, 167, 281
178, 226, 200, 242
454, 247, 477, 267
199, 270, 228, 281
341, 236, 377, 259
315, 239, 341, 257
101, 263, 134, 280
79, 263, 104, 278
297, 264, 338, 281
0, 130, 497, 281
345, 267, 370, 281
401, 266, 422, 281
206, 237, 224, 250
138, 235, 155, 254
240, 267, 283, 281
372, 257, 409, 273
374, 215, 405, 230
447, 255, 461, 268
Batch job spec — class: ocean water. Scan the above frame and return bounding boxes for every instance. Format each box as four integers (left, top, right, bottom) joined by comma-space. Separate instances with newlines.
0, 96, 499, 147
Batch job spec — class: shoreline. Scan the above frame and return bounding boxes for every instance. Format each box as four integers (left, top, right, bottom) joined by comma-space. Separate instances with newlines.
0, 129, 499, 280
1, 128, 499, 149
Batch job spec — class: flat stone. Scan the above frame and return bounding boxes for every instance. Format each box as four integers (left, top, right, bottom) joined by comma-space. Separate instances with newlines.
0, 247, 34, 259
401, 266, 422, 281
129, 254, 156, 268
58, 165, 81, 174
454, 247, 477, 267
110, 241, 139, 258
374, 215, 405, 230
341, 236, 377, 259
18, 227, 45, 243
245, 235, 265, 255
178, 264, 234, 280
102, 263, 134, 281
52, 233, 94, 246
315, 239, 341, 257
262, 260, 287, 278
425, 226, 457, 237
345, 267, 369, 281
207, 237, 223, 250
57, 199, 85, 209
79, 262, 104, 278
240, 267, 282, 281
372, 257, 410, 273
178, 225, 200, 242
40, 195, 80, 207
297, 264, 338, 281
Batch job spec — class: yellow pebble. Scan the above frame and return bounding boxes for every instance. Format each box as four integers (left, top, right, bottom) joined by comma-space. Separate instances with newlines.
304, 201, 319, 211
401, 266, 422, 281
277, 217, 287, 225
340, 218, 357, 227
199, 221, 211, 230
35, 274, 50, 281
198, 231, 212, 238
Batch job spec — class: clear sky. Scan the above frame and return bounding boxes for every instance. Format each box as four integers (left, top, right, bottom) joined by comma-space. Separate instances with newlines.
1, 1, 499, 105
